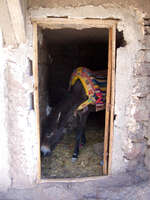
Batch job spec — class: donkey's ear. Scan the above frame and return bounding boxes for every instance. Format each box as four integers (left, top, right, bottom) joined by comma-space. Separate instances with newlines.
82, 106, 89, 113
56, 112, 61, 124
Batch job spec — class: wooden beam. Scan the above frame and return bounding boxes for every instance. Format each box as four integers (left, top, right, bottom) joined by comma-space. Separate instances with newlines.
7, 0, 26, 43
103, 28, 113, 175
108, 25, 116, 174
31, 18, 118, 30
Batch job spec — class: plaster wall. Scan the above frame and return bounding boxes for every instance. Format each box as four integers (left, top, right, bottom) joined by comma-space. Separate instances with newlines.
0, 0, 40, 188
0, 0, 150, 190
0, 29, 10, 191
6, 43, 38, 187
27, 0, 150, 17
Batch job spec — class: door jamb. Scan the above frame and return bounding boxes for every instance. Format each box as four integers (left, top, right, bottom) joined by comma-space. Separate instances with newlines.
32, 18, 117, 182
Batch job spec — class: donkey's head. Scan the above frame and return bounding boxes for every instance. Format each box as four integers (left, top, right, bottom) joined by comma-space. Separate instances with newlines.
41, 80, 87, 156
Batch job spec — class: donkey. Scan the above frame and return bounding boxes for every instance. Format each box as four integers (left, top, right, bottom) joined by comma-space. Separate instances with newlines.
41, 67, 107, 161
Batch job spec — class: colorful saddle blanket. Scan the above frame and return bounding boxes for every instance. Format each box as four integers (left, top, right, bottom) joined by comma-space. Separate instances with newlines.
69, 67, 107, 112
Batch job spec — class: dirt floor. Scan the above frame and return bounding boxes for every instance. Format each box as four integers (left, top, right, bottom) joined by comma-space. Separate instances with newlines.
41, 112, 105, 178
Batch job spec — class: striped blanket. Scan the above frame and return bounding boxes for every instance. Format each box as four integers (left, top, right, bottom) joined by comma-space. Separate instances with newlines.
69, 67, 107, 112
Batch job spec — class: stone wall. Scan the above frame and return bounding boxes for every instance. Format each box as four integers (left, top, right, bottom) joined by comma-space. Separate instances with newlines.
119, 17, 150, 171
38, 28, 50, 126
142, 18, 150, 170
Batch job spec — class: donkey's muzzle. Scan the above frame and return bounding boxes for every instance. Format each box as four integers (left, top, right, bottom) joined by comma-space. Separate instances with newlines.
41, 145, 51, 157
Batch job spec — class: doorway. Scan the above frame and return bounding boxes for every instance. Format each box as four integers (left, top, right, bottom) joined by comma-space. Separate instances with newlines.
32, 18, 116, 180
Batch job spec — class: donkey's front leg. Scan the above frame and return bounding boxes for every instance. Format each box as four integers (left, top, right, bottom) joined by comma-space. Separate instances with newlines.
72, 109, 89, 162
72, 128, 83, 162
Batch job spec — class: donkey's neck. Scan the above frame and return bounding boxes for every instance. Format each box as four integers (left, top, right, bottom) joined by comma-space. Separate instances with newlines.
66, 81, 87, 111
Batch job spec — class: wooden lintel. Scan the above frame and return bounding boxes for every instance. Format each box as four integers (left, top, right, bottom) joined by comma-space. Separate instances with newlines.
31, 17, 118, 29
7, 0, 26, 43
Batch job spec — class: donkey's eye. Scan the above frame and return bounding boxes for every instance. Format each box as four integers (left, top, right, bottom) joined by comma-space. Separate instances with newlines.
51, 132, 54, 136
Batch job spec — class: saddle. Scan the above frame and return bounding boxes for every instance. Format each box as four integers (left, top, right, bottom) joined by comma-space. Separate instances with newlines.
69, 67, 107, 112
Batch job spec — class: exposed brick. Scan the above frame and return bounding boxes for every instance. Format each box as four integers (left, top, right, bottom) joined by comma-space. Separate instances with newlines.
134, 110, 149, 121
144, 18, 150, 26
141, 62, 150, 75
133, 62, 150, 76
145, 50, 150, 62
136, 49, 150, 62
144, 26, 150, 35
144, 149, 150, 170
124, 143, 145, 160
146, 93, 150, 100
135, 50, 145, 63
143, 35, 150, 49
133, 77, 150, 96
135, 50, 150, 63
128, 123, 147, 143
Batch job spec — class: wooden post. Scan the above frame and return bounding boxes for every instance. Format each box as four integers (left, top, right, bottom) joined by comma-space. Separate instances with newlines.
108, 25, 116, 174
103, 28, 112, 175
33, 23, 41, 181
103, 25, 116, 175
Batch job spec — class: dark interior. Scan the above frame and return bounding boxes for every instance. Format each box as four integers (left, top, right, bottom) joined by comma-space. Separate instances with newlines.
38, 27, 108, 178
40, 28, 108, 104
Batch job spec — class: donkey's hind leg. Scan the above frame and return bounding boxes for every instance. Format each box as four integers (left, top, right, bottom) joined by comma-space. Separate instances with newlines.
81, 128, 86, 146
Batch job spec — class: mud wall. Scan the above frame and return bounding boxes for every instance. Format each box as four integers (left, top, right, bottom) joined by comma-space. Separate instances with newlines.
27, 0, 150, 17
0, 0, 150, 190
38, 28, 50, 125
0, 29, 10, 191
0, 0, 38, 189
141, 19, 150, 170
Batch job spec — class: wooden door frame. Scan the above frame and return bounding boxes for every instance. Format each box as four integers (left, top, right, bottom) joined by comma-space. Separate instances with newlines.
32, 18, 117, 182
103, 26, 116, 175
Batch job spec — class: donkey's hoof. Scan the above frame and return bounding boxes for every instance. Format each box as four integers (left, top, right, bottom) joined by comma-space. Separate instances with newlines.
72, 153, 78, 162
72, 157, 77, 162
